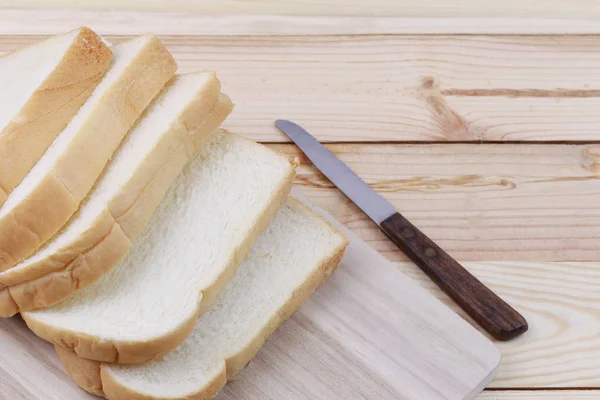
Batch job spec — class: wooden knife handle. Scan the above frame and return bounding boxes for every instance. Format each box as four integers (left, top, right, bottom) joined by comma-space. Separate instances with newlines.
380, 212, 528, 341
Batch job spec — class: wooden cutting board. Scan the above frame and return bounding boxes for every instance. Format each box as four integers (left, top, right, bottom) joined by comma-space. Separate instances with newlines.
0, 188, 500, 400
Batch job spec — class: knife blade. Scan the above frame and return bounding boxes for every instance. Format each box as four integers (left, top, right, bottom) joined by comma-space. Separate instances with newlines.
276, 119, 528, 341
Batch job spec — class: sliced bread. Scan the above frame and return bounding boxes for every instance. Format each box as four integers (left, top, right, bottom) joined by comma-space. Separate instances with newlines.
56, 199, 348, 399
23, 132, 296, 364
0, 75, 233, 316
0, 34, 176, 271
0, 27, 112, 204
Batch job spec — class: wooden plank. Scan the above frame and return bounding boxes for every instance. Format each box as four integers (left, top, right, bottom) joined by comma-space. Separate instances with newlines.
4, 10, 600, 35
0, 196, 596, 392
0, 314, 597, 397
477, 392, 600, 399
446, 97, 600, 142
54, 192, 500, 400
8, 10, 600, 36
0, 317, 577, 400
2, 264, 600, 393
270, 143, 600, 262
5, 35, 600, 142
398, 260, 600, 387
2, 0, 600, 19
0, 317, 95, 400
165, 35, 600, 142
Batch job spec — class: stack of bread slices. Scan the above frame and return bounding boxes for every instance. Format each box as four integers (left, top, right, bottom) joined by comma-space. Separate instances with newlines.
0, 27, 348, 399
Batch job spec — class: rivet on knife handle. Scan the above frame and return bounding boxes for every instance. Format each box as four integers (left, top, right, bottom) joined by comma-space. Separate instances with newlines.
379, 212, 528, 341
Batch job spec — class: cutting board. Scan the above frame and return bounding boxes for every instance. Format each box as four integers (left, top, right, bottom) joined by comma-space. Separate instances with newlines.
0, 188, 500, 400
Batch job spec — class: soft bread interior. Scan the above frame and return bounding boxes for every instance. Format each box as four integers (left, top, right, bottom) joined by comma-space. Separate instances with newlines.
0, 72, 223, 286
0, 29, 80, 133
0, 36, 149, 218
101, 199, 347, 398
24, 132, 294, 347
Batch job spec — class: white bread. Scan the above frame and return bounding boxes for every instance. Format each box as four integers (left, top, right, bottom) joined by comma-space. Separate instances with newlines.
0, 27, 112, 204
24, 132, 296, 364
0, 76, 233, 316
56, 199, 348, 399
0, 34, 176, 271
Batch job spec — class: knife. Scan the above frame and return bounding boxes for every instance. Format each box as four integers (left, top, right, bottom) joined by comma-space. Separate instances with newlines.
276, 119, 528, 341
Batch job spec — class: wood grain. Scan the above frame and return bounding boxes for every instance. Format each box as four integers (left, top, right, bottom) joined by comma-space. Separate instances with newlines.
2, 262, 600, 395
3, 0, 600, 18
0, 193, 501, 400
0, 3, 598, 397
399, 260, 600, 388
0, 213, 597, 394
0, 318, 588, 399
270, 143, 600, 262
3, 35, 600, 142
216, 257, 600, 391
5, 10, 600, 35
0, 317, 95, 400
477, 393, 600, 399
380, 212, 528, 340
17, 10, 600, 37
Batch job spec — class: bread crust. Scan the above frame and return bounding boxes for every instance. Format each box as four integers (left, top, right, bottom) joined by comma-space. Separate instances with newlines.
24, 151, 295, 364
0, 27, 112, 204
0, 284, 17, 317
9, 220, 130, 313
0, 95, 234, 316
0, 85, 230, 289
55, 344, 104, 397
55, 201, 348, 399
0, 34, 176, 272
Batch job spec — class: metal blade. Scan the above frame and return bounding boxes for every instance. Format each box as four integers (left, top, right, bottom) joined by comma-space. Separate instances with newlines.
276, 120, 396, 224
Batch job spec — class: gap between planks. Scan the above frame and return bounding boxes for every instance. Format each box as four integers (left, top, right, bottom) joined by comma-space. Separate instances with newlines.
0, 311, 597, 398
4, 34, 600, 143
1, 5, 599, 397
477, 391, 600, 399
270, 142, 600, 262
4, 8, 600, 35
0, 263, 597, 392
3, 0, 600, 18
398, 259, 600, 388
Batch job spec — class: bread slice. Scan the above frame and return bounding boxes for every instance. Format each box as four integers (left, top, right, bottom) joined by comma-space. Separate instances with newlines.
0, 75, 233, 316
0, 34, 176, 271
55, 199, 348, 399
0, 27, 112, 204
23, 132, 296, 364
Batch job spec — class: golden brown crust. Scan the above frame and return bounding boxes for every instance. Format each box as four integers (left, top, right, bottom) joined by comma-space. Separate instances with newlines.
101, 362, 227, 400
8, 221, 130, 313
223, 200, 348, 378
115, 94, 233, 239
0, 93, 232, 290
0, 285, 18, 317
54, 34, 177, 200
199, 159, 294, 317
28, 302, 200, 364
0, 215, 122, 316
24, 152, 295, 364
55, 203, 348, 399
0, 96, 233, 318
0, 34, 176, 272
0, 174, 79, 269
111, 88, 228, 239
0, 27, 112, 199
0, 208, 118, 288
55, 344, 105, 397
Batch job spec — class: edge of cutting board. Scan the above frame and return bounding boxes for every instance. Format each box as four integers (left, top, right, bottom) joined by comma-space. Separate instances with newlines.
293, 187, 501, 400
467, 367, 501, 400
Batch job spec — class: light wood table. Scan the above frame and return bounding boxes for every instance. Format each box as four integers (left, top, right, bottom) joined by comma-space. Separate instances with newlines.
2, 1, 600, 398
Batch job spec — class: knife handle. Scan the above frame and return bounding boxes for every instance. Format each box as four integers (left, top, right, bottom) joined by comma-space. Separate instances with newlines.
380, 212, 528, 341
